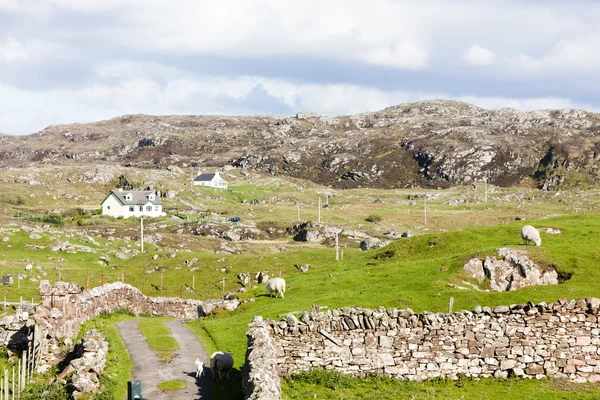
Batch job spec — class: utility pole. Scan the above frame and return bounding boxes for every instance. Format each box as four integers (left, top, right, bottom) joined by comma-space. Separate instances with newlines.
485, 177, 488, 203
140, 217, 144, 253
335, 231, 339, 261
318, 196, 321, 223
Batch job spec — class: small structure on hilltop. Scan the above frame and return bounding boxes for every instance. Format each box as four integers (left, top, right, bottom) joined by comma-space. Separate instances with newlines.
101, 189, 165, 218
193, 170, 228, 189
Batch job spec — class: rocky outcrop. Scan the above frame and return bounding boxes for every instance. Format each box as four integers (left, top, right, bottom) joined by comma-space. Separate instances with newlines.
463, 248, 558, 291
359, 237, 390, 251
2, 100, 600, 190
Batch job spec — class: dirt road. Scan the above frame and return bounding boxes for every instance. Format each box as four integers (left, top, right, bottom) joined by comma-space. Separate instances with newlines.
118, 319, 213, 400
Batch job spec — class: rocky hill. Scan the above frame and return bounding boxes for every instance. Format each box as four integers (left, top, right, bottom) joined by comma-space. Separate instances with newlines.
2, 99, 600, 189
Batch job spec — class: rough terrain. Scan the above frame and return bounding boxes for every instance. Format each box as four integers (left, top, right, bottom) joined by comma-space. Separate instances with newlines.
1, 100, 599, 190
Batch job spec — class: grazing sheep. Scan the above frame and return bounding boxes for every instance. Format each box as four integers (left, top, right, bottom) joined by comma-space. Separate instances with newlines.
195, 358, 204, 378
521, 225, 541, 246
210, 351, 234, 380
266, 277, 286, 299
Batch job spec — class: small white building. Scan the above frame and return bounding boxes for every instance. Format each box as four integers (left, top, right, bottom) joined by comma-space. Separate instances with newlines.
101, 189, 165, 218
193, 171, 228, 189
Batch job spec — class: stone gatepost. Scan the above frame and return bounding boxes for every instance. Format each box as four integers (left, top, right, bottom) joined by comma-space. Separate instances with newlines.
40, 281, 83, 319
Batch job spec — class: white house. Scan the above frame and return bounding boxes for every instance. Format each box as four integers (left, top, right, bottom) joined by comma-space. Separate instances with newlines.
101, 189, 165, 218
193, 171, 228, 189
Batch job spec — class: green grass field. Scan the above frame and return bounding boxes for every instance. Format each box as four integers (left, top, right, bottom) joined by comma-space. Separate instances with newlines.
2, 166, 600, 398
185, 214, 600, 399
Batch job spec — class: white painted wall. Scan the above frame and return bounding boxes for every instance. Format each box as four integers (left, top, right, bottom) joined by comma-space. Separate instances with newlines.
101, 194, 165, 218
193, 172, 228, 189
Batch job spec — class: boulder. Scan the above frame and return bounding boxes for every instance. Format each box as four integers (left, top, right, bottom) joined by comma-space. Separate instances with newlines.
295, 264, 310, 273
222, 230, 241, 241
0, 275, 13, 286
360, 238, 390, 251
463, 258, 485, 283
465, 248, 558, 292
238, 272, 250, 285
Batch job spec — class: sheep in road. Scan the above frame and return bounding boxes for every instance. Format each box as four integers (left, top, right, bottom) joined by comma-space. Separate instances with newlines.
266, 277, 286, 299
210, 351, 234, 380
521, 225, 541, 246
195, 358, 204, 378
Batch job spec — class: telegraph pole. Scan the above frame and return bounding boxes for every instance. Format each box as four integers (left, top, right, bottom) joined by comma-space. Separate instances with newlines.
140, 217, 144, 253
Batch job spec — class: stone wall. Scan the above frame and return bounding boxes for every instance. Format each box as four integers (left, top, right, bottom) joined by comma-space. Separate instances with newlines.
0, 281, 239, 369
243, 297, 600, 399
242, 316, 282, 400
37, 281, 238, 340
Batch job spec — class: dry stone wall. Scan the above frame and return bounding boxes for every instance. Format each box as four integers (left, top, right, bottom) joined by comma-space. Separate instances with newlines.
37, 281, 204, 340
242, 316, 282, 400
244, 297, 600, 399
0, 281, 239, 369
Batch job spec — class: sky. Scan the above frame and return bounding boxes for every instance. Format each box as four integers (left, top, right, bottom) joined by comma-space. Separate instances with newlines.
1, 0, 600, 135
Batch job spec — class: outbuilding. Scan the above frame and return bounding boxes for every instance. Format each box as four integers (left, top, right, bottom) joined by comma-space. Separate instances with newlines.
193, 171, 228, 189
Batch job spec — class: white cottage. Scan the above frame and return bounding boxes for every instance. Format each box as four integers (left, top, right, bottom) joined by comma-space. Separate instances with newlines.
193, 171, 228, 189
101, 189, 165, 218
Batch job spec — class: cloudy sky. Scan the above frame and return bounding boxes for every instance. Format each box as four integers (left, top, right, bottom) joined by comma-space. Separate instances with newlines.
1, 0, 599, 135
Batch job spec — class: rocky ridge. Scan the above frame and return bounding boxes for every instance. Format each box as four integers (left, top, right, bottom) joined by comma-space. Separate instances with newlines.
1, 100, 600, 189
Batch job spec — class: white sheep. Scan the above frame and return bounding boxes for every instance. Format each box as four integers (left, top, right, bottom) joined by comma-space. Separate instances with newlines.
266, 277, 286, 299
195, 358, 204, 378
521, 225, 541, 246
210, 351, 234, 380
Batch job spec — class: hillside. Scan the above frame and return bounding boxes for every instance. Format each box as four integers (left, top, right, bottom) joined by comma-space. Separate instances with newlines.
1, 100, 600, 190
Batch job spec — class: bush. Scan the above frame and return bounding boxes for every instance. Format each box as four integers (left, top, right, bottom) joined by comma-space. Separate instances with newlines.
287, 369, 356, 390
21, 383, 68, 400
0, 194, 25, 205
365, 214, 382, 223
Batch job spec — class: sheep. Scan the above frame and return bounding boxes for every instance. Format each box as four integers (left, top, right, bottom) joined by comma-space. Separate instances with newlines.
266, 277, 286, 299
195, 358, 204, 378
210, 351, 234, 380
521, 225, 541, 246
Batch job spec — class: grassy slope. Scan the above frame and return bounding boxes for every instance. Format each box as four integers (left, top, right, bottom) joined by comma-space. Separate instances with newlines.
186, 214, 600, 399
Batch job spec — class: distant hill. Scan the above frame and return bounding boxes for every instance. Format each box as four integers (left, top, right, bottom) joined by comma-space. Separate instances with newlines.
2, 99, 599, 190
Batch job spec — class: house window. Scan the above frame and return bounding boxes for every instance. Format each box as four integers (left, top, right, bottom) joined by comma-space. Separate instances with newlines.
155, 206, 160, 211
129, 206, 134, 212
146, 205, 152, 212
139, 206, 143, 212
107, 206, 110, 210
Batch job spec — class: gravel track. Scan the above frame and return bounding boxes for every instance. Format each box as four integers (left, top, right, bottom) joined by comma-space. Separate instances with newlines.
118, 319, 213, 400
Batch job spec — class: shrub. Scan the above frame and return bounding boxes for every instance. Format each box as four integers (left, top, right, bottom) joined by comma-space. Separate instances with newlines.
365, 214, 382, 223
0, 194, 25, 205
20, 383, 68, 400
287, 369, 356, 390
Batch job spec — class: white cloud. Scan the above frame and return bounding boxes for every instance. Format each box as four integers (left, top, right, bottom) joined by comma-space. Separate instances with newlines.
1, 73, 595, 135
508, 36, 600, 75
359, 40, 429, 69
0, 38, 28, 63
0, 37, 58, 64
462, 44, 496, 66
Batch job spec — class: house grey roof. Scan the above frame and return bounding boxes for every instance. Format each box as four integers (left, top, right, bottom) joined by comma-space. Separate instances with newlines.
106, 190, 162, 205
194, 173, 217, 182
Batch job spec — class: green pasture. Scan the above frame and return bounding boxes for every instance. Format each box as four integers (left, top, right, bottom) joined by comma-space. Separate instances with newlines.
184, 214, 600, 399
1, 166, 600, 398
